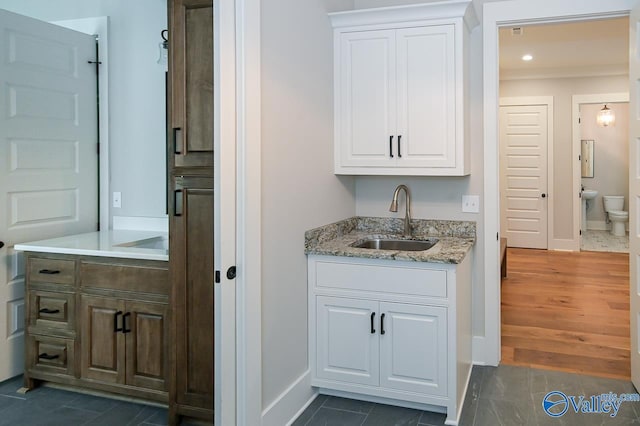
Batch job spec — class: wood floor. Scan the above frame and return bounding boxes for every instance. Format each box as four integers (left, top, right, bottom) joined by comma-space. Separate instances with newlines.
501, 247, 630, 380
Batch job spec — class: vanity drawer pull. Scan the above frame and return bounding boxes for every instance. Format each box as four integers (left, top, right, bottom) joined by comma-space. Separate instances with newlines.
389, 136, 394, 158
114, 311, 123, 332
39, 308, 60, 314
39, 269, 60, 275
38, 353, 60, 360
122, 312, 132, 334
380, 313, 386, 335
370, 312, 376, 334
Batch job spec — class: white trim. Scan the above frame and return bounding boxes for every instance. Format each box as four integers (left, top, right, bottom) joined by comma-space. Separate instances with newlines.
499, 96, 554, 250
285, 392, 320, 426
551, 239, 578, 251
261, 370, 315, 426
236, 0, 262, 424
215, 0, 238, 423
500, 64, 628, 81
483, 0, 635, 367
586, 220, 609, 231
52, 17, 109, 230
329, 0, 478, 30
572, 92, 629, 249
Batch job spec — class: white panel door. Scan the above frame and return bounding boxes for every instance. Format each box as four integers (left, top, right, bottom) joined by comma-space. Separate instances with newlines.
379, 302, 447, 396
0, 9, 97, 381
629, 2, 640, 391
338, 30, 396, 168
500, 105, 549, 249
396, 25, 455, 168
316, 296, 379, 386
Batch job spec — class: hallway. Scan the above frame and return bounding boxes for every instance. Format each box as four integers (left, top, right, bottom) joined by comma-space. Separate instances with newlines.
501, 248, 630, 379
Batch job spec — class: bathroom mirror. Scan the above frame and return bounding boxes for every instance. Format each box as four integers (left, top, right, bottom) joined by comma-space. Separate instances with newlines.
581, 140, 594, 178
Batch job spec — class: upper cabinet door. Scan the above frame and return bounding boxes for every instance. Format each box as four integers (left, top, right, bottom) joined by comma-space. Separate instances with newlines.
169, 0, 213, 169
395, 25, 456, 169
336, 30, 396, 170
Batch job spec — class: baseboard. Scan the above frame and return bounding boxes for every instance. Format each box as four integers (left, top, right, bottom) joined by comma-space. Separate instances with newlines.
550, 238, 578, 251
262, 370, 315, 426
472, 336, 486, 365
586, 220, 607, 231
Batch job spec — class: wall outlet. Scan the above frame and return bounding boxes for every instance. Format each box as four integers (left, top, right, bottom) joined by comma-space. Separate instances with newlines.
113, 192, 122, 208
462, 195, 479, 213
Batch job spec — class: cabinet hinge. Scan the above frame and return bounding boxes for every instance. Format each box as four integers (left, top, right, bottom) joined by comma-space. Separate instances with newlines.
215, 270, 220, 283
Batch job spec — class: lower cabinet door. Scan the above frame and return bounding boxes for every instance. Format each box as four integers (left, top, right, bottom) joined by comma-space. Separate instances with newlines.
124, 300, 169, 391
80, 295, 125, 384
379, 302, 447, 396
316, 296, 379, 386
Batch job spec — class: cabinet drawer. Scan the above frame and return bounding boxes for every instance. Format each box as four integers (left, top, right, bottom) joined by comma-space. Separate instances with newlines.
29, 258, 75, 285
28, 335, 75, 377
314, 260, 447, 298
81, 262, 169, 295
29, 290, 75, 331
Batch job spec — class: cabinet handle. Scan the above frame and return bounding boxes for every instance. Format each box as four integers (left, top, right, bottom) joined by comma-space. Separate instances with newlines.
174, 189, 183, 216
173, 127, 182, 154
397, 135, 402, 158
114, 311, 123, 332
370, 312, 376, 334
38, 269, 60, 275
380, 313, 386, 335
39, 308, 60, 314
38, 353, 59, 360
122, 312, 131, 334
389, 136, 394, 158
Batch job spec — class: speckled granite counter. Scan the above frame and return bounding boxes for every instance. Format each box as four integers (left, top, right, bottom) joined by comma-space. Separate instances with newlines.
305, 216, 475, 264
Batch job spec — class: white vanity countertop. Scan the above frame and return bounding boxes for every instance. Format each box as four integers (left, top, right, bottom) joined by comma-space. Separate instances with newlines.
14, 230, 169, 261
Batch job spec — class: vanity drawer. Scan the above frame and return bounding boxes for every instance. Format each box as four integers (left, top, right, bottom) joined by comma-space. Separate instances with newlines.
28, 335, 75, 377
29, 290, 75, 331
314, 259, 447, 298
80, 261, 169, 295
29, 258, 76, 285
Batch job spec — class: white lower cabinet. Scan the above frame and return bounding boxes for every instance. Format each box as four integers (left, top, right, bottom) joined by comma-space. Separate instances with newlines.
309, 255, 472, 426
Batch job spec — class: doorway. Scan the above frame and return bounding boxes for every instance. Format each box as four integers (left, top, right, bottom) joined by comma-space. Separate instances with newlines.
485, 11, 629, 378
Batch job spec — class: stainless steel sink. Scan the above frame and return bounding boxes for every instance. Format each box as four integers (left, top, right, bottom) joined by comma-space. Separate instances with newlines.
351, 238, 438, 251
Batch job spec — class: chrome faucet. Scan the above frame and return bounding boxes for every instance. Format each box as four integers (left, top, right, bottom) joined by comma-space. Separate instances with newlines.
389, 184, 412, 237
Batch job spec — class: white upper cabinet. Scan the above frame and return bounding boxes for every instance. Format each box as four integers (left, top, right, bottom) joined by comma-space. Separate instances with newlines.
331, 2, 477, 176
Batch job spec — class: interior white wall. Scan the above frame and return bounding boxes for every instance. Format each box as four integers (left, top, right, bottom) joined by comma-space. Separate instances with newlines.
0, 0, 168, 226
500, 75, 629, 239
260, 0, 356, 413
581, 102, 630, 226
354, 24, 486, 339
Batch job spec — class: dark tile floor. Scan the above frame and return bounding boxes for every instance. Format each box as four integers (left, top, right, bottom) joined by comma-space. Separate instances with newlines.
0, 375, 169, 426
293, 365, 640, 426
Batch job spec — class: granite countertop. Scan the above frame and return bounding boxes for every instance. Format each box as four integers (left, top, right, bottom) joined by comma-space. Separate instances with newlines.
14, 230, 168, 261
305, 216, 475, 264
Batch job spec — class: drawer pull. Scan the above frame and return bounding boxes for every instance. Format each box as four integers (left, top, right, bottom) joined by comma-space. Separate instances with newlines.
380, 313, 386, 335
122, 312, 132, 334
114, 311, 123, 332
38, 269, 60, 275
38, 353, 60, 360
370, 312, 376, 334
39, 308, 60, 314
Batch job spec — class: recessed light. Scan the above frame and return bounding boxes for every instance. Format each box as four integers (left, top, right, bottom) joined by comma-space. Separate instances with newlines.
522, 54, 533, 61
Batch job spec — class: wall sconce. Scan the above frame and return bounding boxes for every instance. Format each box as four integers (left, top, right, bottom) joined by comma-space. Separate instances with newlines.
157, 29, 168, 67
596, 104, 615, 127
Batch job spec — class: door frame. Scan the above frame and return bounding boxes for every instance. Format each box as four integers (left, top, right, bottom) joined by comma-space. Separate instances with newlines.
572, 92, 630, 247
482, 0, 634, 366
499, 96, 554, 250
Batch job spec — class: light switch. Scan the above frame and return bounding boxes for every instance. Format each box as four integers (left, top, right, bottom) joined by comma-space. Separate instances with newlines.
113, 192, 122, 208
462, 195, 479, 213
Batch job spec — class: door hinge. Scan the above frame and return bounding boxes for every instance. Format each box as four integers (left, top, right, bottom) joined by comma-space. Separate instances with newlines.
580, 229, 582, 236
496, 232, 499, 241
215, 270, 220, 283
578, 154, 581, 161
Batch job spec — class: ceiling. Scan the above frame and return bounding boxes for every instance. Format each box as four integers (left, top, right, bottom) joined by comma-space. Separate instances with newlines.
499, 17, 629, 80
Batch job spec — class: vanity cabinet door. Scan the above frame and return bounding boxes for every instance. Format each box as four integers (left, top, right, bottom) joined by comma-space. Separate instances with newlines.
169, 0, 213, 169
379, 302, 447, 396
124, 300, 169, 392
80, 295, 126, 385
316, 296, 379, 386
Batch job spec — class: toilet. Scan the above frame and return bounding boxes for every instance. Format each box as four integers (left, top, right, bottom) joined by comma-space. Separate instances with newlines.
603, 195, 628, 237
